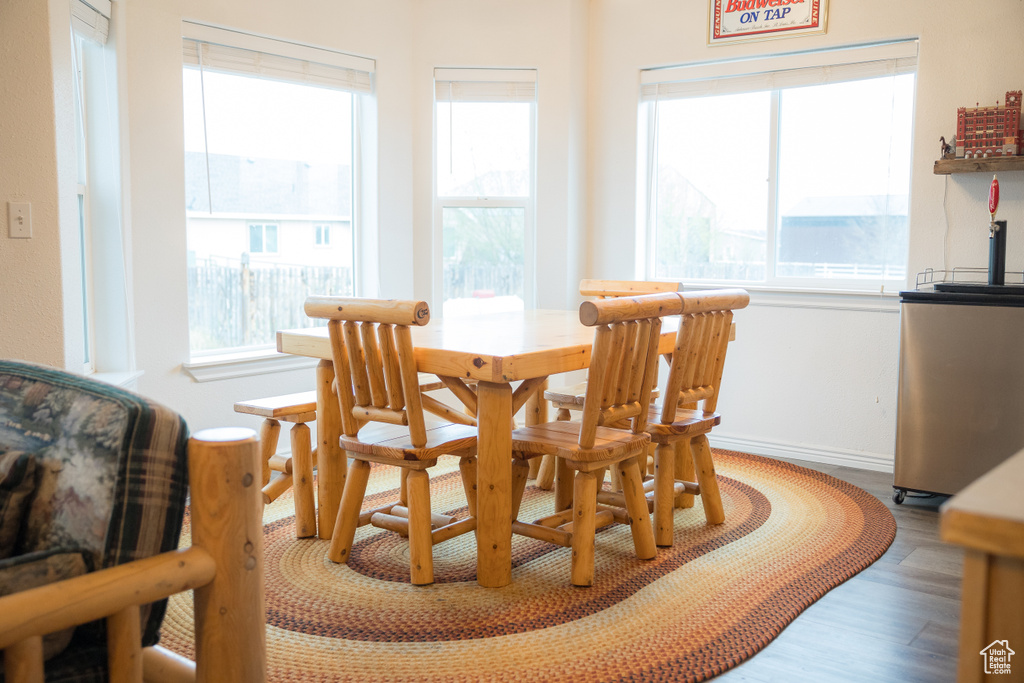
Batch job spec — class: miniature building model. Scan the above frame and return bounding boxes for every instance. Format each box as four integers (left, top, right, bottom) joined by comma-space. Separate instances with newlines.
955, 90, 1023, 158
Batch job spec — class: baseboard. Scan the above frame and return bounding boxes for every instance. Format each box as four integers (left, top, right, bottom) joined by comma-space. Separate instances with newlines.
709, 433, 895, 473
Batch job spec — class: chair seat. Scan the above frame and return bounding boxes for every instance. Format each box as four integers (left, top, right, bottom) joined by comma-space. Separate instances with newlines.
341, 422, 477, 461
545, 382, 659, 408
511, 420, 649, 464
645, 407, 720, 443
233, 390, 318, 421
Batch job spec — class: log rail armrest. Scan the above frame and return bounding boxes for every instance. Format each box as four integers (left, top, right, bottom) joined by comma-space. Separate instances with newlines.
0, 547, 215, 651
0, 428, 268, 683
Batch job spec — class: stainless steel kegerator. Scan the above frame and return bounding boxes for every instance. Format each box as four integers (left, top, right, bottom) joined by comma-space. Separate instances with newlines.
894, 281, 1024, 503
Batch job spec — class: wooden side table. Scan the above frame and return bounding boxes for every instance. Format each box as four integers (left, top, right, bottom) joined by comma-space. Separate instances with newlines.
940, 448, 1024, 682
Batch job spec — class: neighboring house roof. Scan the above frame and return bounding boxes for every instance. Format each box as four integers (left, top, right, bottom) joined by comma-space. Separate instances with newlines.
185, 151, 351, 217
783, 195, 909, 218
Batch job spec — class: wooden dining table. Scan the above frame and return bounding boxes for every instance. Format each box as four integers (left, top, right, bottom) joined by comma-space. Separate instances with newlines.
277, 308, 680, 587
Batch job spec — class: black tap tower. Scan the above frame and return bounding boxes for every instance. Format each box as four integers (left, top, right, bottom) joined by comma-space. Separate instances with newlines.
989, 220, 1007, 286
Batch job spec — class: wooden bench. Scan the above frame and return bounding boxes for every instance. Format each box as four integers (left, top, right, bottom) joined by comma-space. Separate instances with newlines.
234, 391, 318, 538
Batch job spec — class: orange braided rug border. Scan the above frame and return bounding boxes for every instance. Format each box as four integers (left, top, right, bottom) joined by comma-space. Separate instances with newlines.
161, 450, 896, 682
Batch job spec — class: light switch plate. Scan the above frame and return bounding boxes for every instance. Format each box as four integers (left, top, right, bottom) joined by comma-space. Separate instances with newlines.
8, 202, 31, 239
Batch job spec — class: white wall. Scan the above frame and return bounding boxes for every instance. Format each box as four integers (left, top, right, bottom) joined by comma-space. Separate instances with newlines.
588, 0, 1024, 470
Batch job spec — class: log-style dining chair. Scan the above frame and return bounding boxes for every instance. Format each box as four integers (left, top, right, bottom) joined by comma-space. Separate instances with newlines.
641, 288, 749, 547
305, 296, 478, 586
537, 279, 679, 497
507, 293, 675, 586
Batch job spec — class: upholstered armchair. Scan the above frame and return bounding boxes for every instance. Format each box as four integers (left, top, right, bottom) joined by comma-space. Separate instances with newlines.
0, 360, 266, 682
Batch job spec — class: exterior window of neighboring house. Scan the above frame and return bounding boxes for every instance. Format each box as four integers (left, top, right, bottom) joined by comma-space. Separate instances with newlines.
315, 224, 331, 246
434, 68, 537, 317
638, 41, 917, 291
182, 24, 374, 355
248, 224, 278, 254
69, 0, 134, 378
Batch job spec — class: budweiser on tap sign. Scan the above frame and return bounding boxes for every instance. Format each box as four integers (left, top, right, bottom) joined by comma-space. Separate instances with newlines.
709, 0, 827, 45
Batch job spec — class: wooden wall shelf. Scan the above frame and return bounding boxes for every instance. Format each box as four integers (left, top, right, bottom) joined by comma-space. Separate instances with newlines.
934, 156, 1024, 175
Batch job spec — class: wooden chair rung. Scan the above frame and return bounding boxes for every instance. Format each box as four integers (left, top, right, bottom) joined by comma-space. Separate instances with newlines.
389, 504, 458, 529
534, 509, 575, 528
596, 503, 631, 525
357, 502, 399, 527
430, 517, 476, 545
262, 474, 293, 504
558, 509, 615, 534
512, 520, 572, 547
370, 512, 411, 536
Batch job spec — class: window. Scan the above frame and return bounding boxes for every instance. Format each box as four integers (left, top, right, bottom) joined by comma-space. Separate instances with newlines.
69, 0, 134, 377
639, 41, 917, 290
434, 69, 536, 317
248, 224, 278, 254
182, 24, 374, 355
315, 224, 331, 246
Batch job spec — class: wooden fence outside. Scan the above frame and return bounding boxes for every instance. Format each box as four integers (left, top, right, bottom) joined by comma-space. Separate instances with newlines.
188, 260, 353, 351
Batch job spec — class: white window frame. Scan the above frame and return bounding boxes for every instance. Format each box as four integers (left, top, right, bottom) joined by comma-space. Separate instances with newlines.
314, 223, 332, 247
67, 0, 139, 385
247, 223, 279, 255
637, 40, 918, 294
180, 23, 375, 368
432, 68, 538, 313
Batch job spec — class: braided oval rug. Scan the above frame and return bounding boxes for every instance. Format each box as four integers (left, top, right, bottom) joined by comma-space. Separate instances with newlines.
160, 450, 895, 682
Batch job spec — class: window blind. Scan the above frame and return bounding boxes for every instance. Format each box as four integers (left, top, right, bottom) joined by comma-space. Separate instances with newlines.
71, 0, 111, 45
434, 68, 537, 103
641, 40, 917, 101
182, 24, 374, 94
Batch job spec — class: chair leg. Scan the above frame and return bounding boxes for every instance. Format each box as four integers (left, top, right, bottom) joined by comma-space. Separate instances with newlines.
535, 407, 571, 490
618, 457, 656, 560
258, 419, 281, 487
654, 442, 676, 547
554, 457, 574, 512
674, 440, 696, 509
535, 455, 556, 490
570, 470, 598, 587
609, 466, 623, 493
327, 459, 371, 564
406, 470, 435, 585
290, 423, 317, 538
511, 457, 531, 520
459, 456, 478, 517
691, 435, 725, 525
399, 469, 409, 506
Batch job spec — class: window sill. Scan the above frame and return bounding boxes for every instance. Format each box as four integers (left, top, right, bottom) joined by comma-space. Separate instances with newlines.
90, 370, 145, 389
182, 350, 318, 383
681, 282, 902, 313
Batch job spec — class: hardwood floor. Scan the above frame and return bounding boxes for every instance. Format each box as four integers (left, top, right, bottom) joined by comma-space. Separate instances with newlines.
715, 458, 962, 683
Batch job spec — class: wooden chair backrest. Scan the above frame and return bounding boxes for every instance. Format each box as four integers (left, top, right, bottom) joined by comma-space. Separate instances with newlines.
579, 279, 679, 299
305, 296, 431, 447
574, 292, 686, 449
658, 289, 750, 424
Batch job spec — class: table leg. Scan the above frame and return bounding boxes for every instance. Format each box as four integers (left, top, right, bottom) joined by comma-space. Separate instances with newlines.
316, 360, 347, 540
524, 378, 548, 479
476, 380, 513, 587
